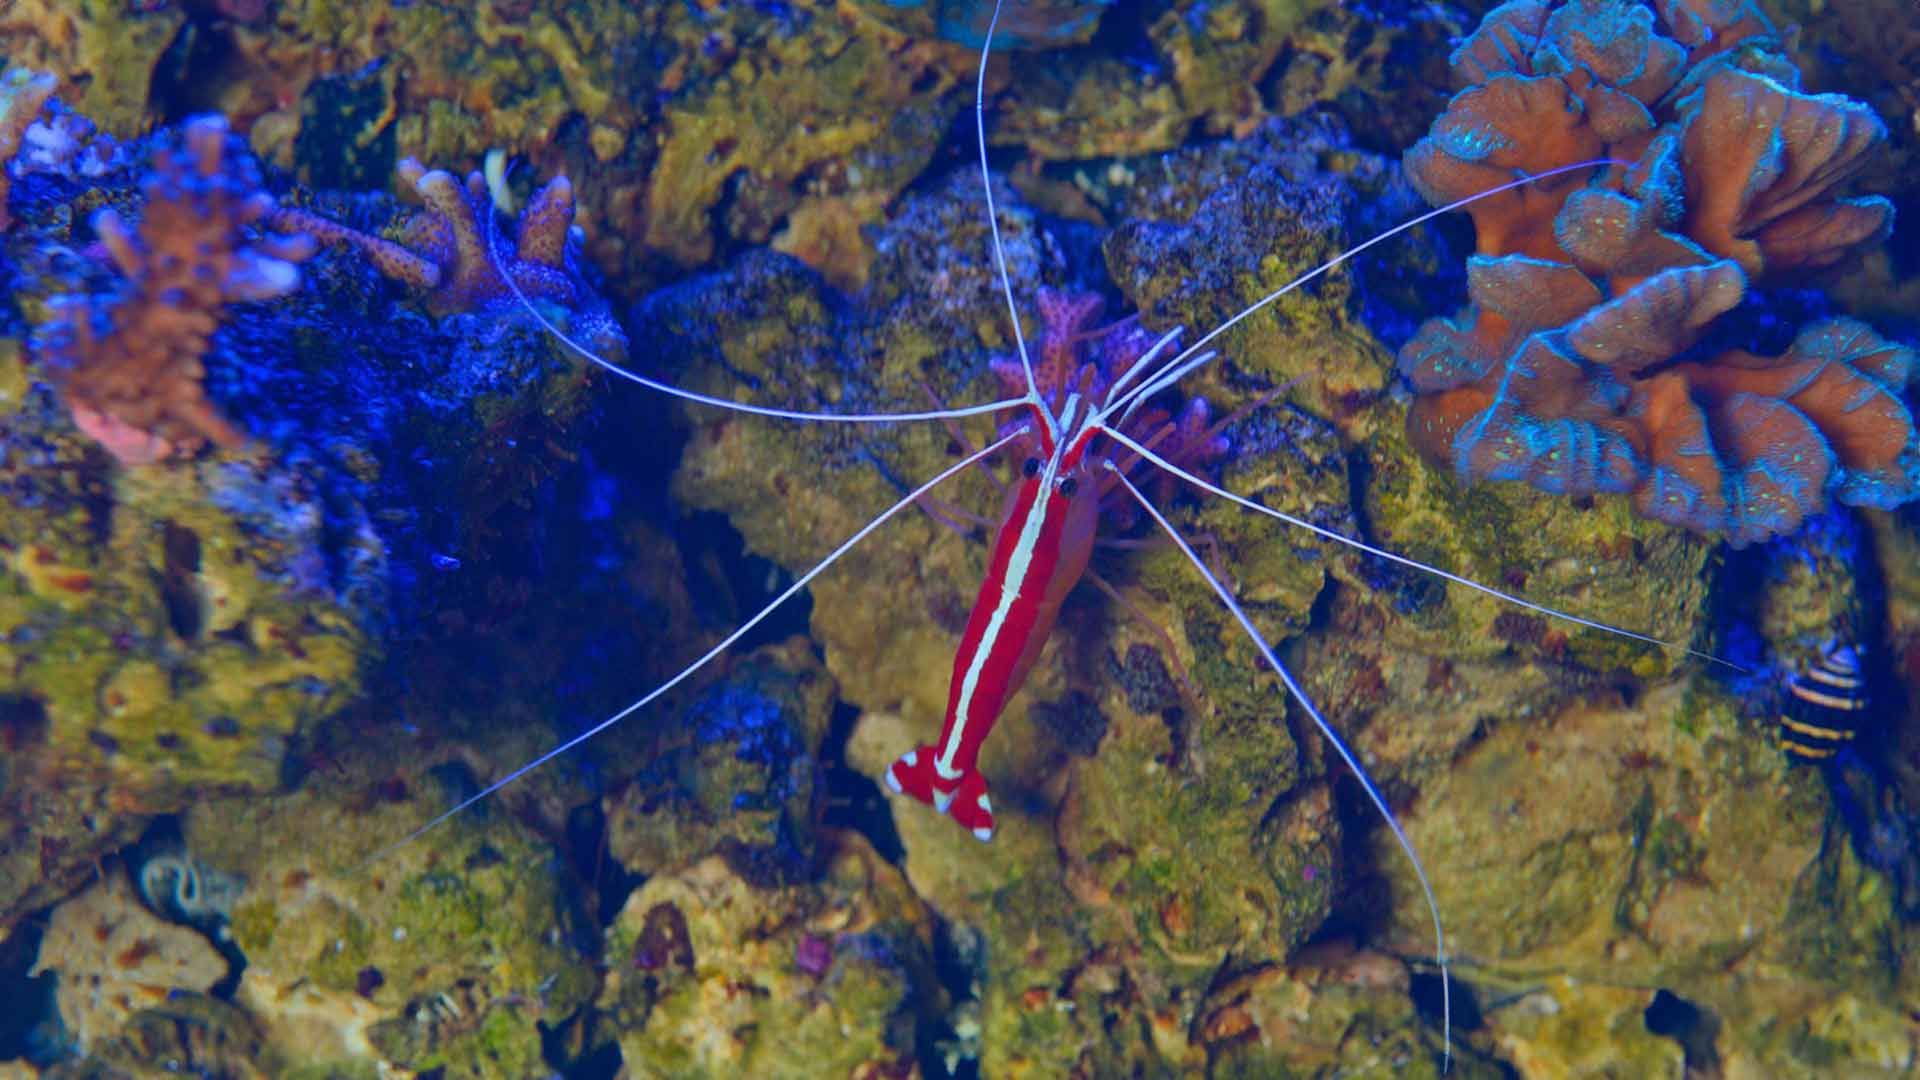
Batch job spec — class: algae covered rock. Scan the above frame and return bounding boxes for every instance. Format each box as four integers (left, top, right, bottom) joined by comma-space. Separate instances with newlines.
0, 334, 380, 929
991, 0, 1323, 161
226, 0, 976, 297
0, 1, 182, 137
84, 993, 272, 1080
601, 834, 934, 1078
1365, 670, 1920, 1074
177, 753, 595, 1079
603, 637, 839, 885
1188, 942, 1445, 1078
1481, 977, 1685, 1079
0, 92, 622, 868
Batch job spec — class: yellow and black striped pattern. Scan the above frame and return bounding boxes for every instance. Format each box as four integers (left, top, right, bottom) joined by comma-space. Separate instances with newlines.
1778, 641, 1869, 763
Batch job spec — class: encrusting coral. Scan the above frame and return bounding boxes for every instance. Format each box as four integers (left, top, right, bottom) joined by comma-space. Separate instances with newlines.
33, 114, 315, 465
1399, 0, 1919, 546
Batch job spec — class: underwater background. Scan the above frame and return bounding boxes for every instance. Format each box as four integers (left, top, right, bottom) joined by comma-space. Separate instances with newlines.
2, 0, 1920, 1075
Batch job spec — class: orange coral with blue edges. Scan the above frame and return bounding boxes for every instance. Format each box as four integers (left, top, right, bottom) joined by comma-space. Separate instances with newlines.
1399, 0, 1917, 546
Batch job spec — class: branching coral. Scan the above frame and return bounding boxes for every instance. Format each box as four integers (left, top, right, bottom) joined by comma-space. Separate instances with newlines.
1398, 0, 1917, 546
276, 158, 627, 360
0, 66, 57, 231
34, 115, 315, 464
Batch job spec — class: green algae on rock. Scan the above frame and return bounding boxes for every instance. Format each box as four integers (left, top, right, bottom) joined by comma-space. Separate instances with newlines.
847, 0, 1112, 50
1366, 673, 1920, 1074
601, 835, 934, 1078
603, 637, 839, 886
179, 752, 595, 1079
1187, 942, 1450, 1078
83, 992, 273, 1080
0, 336, 379, 931
991, 0, 1323, 162
0, 0, 182, 138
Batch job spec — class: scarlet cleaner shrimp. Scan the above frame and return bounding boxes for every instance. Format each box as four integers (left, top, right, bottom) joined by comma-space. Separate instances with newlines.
387, 0, 1738, 1065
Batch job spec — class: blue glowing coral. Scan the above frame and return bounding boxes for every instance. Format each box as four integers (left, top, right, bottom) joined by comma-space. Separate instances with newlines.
1398, 0, 1915, 546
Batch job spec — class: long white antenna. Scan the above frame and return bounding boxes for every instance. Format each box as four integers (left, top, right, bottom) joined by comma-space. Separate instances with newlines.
1100, 158, 1628, 421
974, 0, 1058, 446
1102, 426, 1741, 671
370, 429, 1026, 861
486, 187, 1026, 424
1108, 463, 1452, 1069
1117, 351, 1216, 428
1101, 325, 1187, 407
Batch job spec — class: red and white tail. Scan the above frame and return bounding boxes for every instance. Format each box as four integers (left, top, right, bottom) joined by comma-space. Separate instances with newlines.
884, 746, 996, 842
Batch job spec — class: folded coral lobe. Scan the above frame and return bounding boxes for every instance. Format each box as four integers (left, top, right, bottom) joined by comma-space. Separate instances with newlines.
1396, 0, 1917, 546
1679, 69, 1893, 275
1404, 75, 1603, 262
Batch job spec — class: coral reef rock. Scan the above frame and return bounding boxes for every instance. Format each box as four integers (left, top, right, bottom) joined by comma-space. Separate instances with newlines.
181, 755, 596, 1079
600, 836, 933, 1079
849, 0, 1112, 49
30, 869, 229, 1054
604, 638, 838, 887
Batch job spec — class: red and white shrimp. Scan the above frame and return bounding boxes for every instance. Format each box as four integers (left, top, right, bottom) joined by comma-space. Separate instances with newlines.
393, 0, 1733, 1062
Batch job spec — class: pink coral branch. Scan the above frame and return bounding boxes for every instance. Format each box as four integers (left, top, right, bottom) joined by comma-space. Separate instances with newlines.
34, 115, 314, 464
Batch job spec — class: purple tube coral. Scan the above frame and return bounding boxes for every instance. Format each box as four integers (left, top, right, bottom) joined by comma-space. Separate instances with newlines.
1397, 0, 1918, 546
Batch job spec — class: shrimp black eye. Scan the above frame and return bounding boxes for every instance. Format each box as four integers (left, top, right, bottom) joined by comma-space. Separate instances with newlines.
1023, 457, 1041, 477
1058, 476, 1079, 497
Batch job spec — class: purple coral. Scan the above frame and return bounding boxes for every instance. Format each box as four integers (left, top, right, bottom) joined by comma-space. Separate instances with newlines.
0, 67, 57, 231
276, 159, 627, 362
